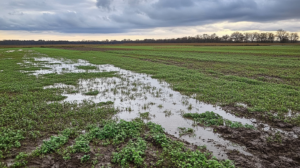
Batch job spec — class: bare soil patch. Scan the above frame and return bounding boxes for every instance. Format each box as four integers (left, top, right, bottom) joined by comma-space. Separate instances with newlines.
217, 126, 300, 168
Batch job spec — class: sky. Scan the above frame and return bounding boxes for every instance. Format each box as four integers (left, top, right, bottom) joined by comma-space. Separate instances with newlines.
0, 0, 299, 41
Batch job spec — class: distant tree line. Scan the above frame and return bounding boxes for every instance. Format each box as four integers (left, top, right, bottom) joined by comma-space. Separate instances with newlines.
0, 29, 298, 45
0, 40, 121, 45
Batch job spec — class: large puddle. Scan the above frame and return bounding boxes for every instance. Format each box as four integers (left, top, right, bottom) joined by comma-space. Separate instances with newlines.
18, 54, 293, 161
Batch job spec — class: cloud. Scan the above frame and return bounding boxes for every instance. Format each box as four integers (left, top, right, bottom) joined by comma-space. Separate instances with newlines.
0, 0, 300, 34
96, 0, 113, 10
8, 11, 24, 16
153, 0, 195, 9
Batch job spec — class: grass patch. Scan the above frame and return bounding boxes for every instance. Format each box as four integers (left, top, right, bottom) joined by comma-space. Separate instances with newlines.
183, 111, 255, 129
1, 46, 298, 167
76, 65, 97, 70
84, 90, 99, 95
97, 101, 114, 106
18, 66, 52, 71
183, 111, 224, 126
32, 47, 300, 125
139, 112, 150, 119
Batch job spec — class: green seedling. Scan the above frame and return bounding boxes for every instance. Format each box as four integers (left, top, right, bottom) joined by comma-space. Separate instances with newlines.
81, 155, 90, 163
112, 138, 147, 167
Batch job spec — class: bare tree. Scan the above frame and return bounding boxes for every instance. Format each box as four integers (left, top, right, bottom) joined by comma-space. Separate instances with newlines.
254, 32, 260, 42
248, 32, 256, 42
289, 33, 299, 42
267, 33, 275, 42
231, 32, 244, 42
239, 34, 245, 42
276, 29, 289, 42
256, 33, 262, 42
260, 33, 268, 42
244, 33, 251, 42
210, 33, 217, 40
222, 35, 230, 41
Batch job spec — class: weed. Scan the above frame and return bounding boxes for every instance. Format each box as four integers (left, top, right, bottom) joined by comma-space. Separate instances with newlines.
112, 138, 147, 167
266, 131, 283, 143
139, 112, 150, 120
81, 155, 90, 163
188, 104, 193, 110
178, 127, 195, 137
163, 110, 172, 117
146, 122, 235, 167
225, 120, 255, 129
36, 128, 74, 155
0, 128, 24, 151
183, 111, 224, 126
184, 111, 255, 129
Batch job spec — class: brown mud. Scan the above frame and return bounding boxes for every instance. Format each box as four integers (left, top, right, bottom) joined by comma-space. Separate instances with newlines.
222, 105, 295, 129
1, 132, 213, 168
11, 126, 300, 168
217, 126, 300, 168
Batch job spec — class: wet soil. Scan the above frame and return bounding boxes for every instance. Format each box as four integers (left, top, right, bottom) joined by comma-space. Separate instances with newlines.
222, 105, 295, 129
4, 133, 212, 168
8, 52, 299, 168
25, 56, 254, 159
0, 133, 58, 162
217, 126, 300, 168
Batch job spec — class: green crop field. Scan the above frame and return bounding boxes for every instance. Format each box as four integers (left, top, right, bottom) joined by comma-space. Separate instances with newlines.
1, 45, 300, 167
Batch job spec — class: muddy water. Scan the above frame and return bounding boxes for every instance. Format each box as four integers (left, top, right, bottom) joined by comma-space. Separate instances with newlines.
19, 55, 289, 161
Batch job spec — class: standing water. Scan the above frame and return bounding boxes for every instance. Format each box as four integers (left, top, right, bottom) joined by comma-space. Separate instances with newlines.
20, 55, 272, 160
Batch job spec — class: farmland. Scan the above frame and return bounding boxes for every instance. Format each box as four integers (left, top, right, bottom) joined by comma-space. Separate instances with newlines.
1, 44, 300, 168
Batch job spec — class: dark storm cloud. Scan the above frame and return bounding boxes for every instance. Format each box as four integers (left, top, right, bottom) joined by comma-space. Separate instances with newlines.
0, 0, 300, 33
153, 0, 195, 9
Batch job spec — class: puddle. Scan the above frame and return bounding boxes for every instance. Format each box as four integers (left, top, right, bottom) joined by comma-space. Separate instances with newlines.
19, 54, 295, 160
20, 57, 112, 76
6, 50, 15, 53
5, 159, 14, 167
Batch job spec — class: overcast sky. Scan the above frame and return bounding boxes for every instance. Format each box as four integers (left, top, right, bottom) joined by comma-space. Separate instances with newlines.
0, 0, 299, 40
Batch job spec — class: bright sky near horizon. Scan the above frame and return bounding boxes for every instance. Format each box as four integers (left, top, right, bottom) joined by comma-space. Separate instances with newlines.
0, 0, 299, 41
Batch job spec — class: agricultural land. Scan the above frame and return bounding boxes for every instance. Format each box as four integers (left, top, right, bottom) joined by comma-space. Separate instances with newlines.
1, 44, 300, 168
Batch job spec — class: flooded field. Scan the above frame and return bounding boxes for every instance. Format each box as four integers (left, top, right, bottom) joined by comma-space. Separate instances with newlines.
1, 46, 300, 168
23, 56, 257, 158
